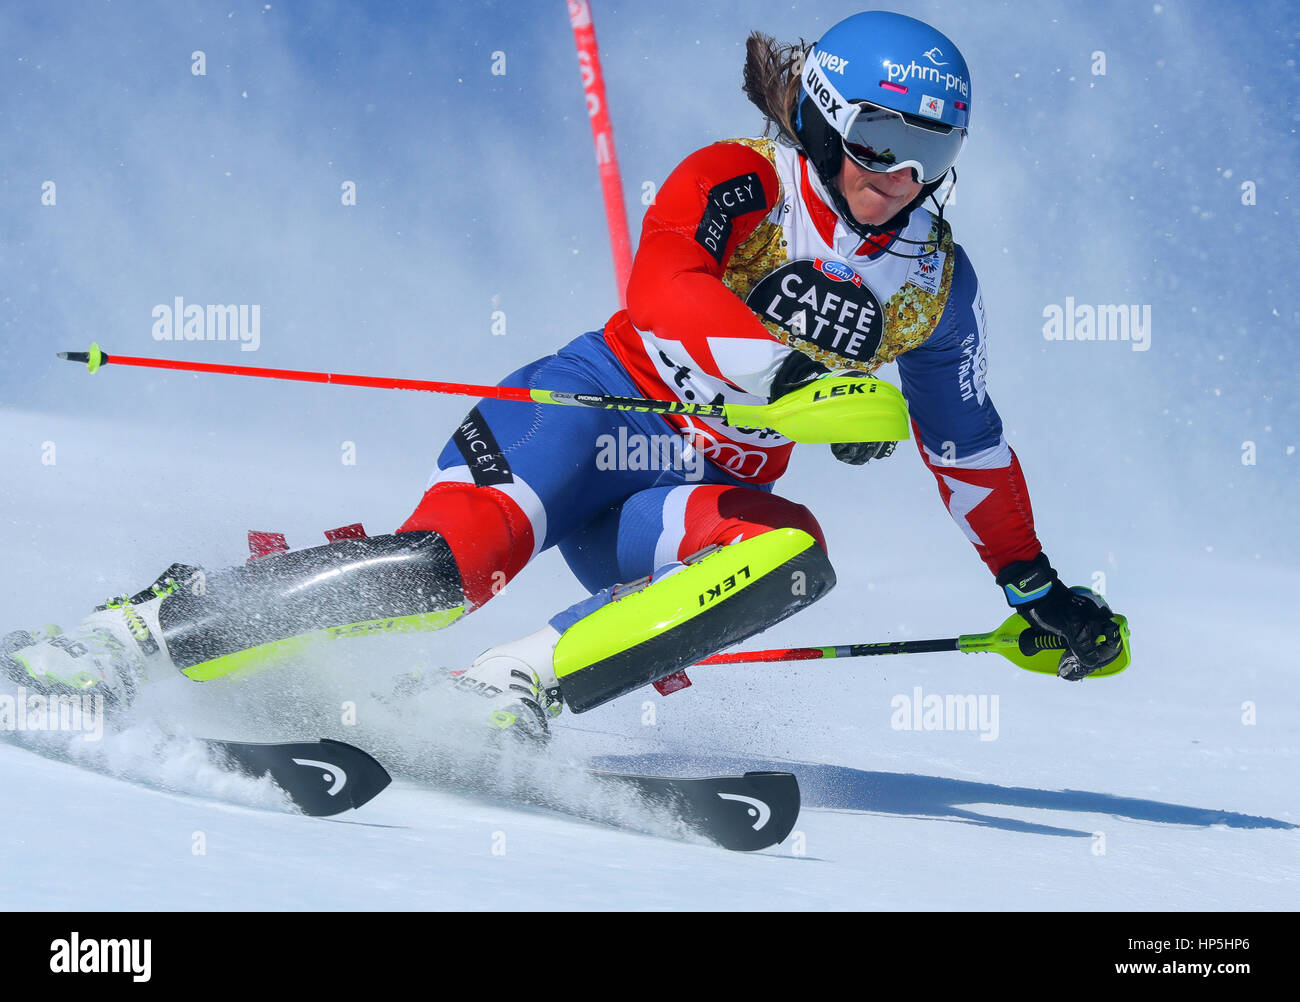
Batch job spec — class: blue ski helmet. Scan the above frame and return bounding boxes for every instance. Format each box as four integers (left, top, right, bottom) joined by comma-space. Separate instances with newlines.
795, 11, 971, 236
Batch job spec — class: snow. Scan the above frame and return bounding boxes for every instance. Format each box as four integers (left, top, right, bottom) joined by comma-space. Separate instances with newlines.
2, 0, 1297, 910
1, 409, 1295, 910
3, 709, 1295, 910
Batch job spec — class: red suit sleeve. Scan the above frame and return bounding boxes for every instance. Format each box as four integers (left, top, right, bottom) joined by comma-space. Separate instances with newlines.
910, 418, 1043, 575
625, 142, 782, 378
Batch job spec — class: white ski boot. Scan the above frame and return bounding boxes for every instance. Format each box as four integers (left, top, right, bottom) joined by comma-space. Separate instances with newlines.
1, 565, 191, 710
445, 625, 563, 740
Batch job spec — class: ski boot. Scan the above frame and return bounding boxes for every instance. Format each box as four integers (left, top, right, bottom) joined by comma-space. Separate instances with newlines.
0, 563, 197, 711
2, 621, 139, 711
445, 625, 564, 741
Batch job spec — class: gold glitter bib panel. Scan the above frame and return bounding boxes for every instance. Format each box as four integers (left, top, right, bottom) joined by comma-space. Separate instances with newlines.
720, 138, 955, 374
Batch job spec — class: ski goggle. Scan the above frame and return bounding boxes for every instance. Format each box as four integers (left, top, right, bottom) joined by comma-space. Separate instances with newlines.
840, 102, 965, 184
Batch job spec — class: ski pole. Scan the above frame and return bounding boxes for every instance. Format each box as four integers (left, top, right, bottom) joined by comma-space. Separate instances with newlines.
650, 610, 1131, 693
57, 343, 909, 445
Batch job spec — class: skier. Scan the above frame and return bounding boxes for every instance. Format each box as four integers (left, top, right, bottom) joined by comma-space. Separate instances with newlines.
4, 11, 1124, 738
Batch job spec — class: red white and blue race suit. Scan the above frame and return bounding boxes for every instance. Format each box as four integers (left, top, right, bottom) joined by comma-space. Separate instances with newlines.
399, 138, 1043, 617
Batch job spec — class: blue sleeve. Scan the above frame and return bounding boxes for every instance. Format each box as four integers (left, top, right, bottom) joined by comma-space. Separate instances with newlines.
894, 243, 1006, 464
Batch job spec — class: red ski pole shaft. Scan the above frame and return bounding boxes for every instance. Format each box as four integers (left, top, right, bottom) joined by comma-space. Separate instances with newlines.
58, 345, 536, 403
56, 343, 741, 423
696, 638, 962, 666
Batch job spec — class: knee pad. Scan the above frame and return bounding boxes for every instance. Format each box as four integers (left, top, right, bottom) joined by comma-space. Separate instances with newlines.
399, 482, 535, 607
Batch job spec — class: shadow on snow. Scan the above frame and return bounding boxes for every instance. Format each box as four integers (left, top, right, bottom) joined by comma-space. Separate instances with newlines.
588, 752, 1297, 838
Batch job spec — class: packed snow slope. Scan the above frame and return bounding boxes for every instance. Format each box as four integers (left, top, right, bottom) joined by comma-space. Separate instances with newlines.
1, 0, 1296, 908
0, 409, 1295, 910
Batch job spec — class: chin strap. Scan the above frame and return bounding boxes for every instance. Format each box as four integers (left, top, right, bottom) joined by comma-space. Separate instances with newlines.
843, 169, 956, 260
804, 138, 954, 259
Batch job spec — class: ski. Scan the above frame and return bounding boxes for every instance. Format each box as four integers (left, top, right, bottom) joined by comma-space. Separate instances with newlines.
204, 737, 392, 817
588, 769, 800, 851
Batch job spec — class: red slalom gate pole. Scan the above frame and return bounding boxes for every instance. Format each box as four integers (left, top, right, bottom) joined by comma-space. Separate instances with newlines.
568, 0, 633, 307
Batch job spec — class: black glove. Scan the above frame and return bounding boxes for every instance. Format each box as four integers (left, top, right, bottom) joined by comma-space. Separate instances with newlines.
769, 349, 830, 400
769, 354, 897, 465
831, 440, 896, 465
996, 553, 1123, 680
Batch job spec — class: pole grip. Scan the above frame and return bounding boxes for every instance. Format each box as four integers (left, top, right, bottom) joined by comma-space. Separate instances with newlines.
847, 638, 961, 657
1018, 629, 1066, 657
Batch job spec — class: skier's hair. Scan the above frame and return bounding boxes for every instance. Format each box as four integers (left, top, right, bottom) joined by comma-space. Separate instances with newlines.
742, 32, 810, 146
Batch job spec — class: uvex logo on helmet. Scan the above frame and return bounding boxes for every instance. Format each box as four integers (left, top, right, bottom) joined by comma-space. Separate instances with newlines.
815, 49, 851, 74
802, 57, 847, 127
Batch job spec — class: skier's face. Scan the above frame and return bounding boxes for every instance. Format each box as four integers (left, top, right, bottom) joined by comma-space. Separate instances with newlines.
836, 156, 923, 227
